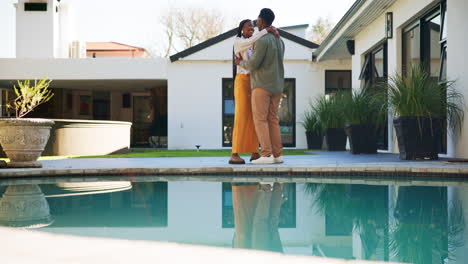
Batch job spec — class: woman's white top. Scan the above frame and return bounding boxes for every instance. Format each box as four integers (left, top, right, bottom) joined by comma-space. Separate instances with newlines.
234, 29, 268, 75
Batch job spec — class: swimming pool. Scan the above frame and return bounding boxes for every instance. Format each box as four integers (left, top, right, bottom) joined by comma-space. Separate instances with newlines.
0, 176, 466, 264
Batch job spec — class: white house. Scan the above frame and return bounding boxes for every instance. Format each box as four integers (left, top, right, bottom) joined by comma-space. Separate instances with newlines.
168, 27, 350, 149
314, 0, 468, 159
0, 0, 168, 147
0, 0, 351, 151
2, 0, 467, 159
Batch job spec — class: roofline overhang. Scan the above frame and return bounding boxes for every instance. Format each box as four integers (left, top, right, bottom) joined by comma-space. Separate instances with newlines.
170, 28, 319, 63
312, 0, 367, 61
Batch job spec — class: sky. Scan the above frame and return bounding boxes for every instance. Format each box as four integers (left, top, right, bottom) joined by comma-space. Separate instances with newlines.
0, 0, 355, 57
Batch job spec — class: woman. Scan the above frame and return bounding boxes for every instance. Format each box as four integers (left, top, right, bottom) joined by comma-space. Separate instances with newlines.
229, 19, 278, 164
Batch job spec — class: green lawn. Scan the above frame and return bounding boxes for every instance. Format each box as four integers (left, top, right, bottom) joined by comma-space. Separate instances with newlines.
1, 149, 314, 161
73, 149, 314, 158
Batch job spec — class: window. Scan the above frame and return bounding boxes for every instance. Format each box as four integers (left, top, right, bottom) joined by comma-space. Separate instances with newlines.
402, 24, 421, 76
0, 90, 7, 117
222, 183, 296, 228
422, 11, 442, 79
1, 90, 14, 117
439, 44, 447, 81
222, 78, 296, 147
358, 56, 370, 81
361, 43, 389, 150
222, 79, 235, 147
403, 5, 444, 79
439, 1, 447, 81
402, 4, 447, 153
280, 79, 296, 147
326, 71, 352, 95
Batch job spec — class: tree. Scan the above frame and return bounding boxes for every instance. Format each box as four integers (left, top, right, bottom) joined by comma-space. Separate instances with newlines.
308, 17, 334, 45
160, 8, 225, 57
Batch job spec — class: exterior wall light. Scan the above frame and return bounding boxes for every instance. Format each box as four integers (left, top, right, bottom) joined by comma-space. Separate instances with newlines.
386, 12, 393, 39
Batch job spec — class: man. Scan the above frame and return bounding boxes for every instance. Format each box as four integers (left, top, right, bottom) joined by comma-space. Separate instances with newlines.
235, 8, 285, 165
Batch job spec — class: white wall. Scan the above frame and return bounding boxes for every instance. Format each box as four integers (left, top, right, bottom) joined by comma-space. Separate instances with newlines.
448, 0, 468, 159
168, 36, 350, 150
58, 1, 78, 58
168, 60, 349, 150
0, 0, 16, 58
350, 0, 446, 154
16, 0, 60, 58
0, 58, 168, 80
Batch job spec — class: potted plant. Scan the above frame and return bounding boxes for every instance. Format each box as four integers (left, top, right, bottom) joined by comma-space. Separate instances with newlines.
313, 94, 347, 151
0, 78, 55, 168
342, 87, 384, 154
301, 107, 322, 149
386, 64, 464, 160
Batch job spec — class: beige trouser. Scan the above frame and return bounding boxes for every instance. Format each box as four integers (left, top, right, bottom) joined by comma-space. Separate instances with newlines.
252, 88, 283, 157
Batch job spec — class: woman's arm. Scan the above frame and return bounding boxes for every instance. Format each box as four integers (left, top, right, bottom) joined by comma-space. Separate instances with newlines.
233, 29, 268, 54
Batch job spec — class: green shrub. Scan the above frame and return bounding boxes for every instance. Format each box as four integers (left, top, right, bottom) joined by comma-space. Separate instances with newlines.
301, 107, 321, 133
341, 86, 385, 125
386, 64, 464, 131
312, 93, 346, 130
7, 78, 54, 118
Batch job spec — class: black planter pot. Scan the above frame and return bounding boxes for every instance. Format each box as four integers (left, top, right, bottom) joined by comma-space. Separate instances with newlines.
393, 116, 443, 160
305, 131, 323, 150
344, 124, 377, 154
324, 128, 347, 151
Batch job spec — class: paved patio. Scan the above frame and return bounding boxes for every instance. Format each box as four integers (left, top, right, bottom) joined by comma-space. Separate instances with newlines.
0, 151, 468, 181
0, 227, 403, 264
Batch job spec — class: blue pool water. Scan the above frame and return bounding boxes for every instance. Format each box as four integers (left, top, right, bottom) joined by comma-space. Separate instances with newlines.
0, 178, 467, 264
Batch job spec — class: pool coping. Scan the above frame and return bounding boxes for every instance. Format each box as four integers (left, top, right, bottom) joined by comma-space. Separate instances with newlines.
1, 165, 468, 178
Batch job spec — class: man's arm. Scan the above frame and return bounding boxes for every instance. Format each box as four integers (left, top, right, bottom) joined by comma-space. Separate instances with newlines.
233, 29, 268, 54
239, 38, 268, 71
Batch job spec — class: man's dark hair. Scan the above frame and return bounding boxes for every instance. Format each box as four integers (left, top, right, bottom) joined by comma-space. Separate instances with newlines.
258, 8, 275, 26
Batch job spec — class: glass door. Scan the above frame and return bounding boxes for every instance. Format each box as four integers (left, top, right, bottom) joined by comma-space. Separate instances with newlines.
133, 95, 152, 146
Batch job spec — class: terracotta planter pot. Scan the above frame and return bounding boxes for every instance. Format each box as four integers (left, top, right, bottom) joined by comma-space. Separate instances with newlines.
0, 118, 54, 168
345, 124, 377, 154
393, 116, 443, 160
0, 184, 53, 228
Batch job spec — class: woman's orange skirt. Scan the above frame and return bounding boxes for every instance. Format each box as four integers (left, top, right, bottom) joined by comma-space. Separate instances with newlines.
232, 74, 259, 154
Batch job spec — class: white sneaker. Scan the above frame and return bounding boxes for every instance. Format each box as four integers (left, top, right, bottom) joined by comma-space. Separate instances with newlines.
252, 156, 275, 165
274, 156, 284, 164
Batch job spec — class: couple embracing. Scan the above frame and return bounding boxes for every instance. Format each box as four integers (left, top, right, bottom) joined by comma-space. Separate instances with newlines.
229, 8, 285, 165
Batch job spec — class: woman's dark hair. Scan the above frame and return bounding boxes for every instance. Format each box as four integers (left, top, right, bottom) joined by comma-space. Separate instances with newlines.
237, 19, 251, 37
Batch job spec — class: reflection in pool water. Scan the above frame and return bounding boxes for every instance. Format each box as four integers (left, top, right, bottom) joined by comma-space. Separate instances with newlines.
0, 180, 467, 264
0, 185, 53, 228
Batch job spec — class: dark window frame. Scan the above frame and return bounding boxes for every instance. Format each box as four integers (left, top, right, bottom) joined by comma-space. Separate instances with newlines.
402, 4, 442, 77
282, 78, 297, 148
358, 56, 371, 80
367, 41, 388, 85
439, 0, 447, 82
24, 3, 47, 11
221, 78, 235, 148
